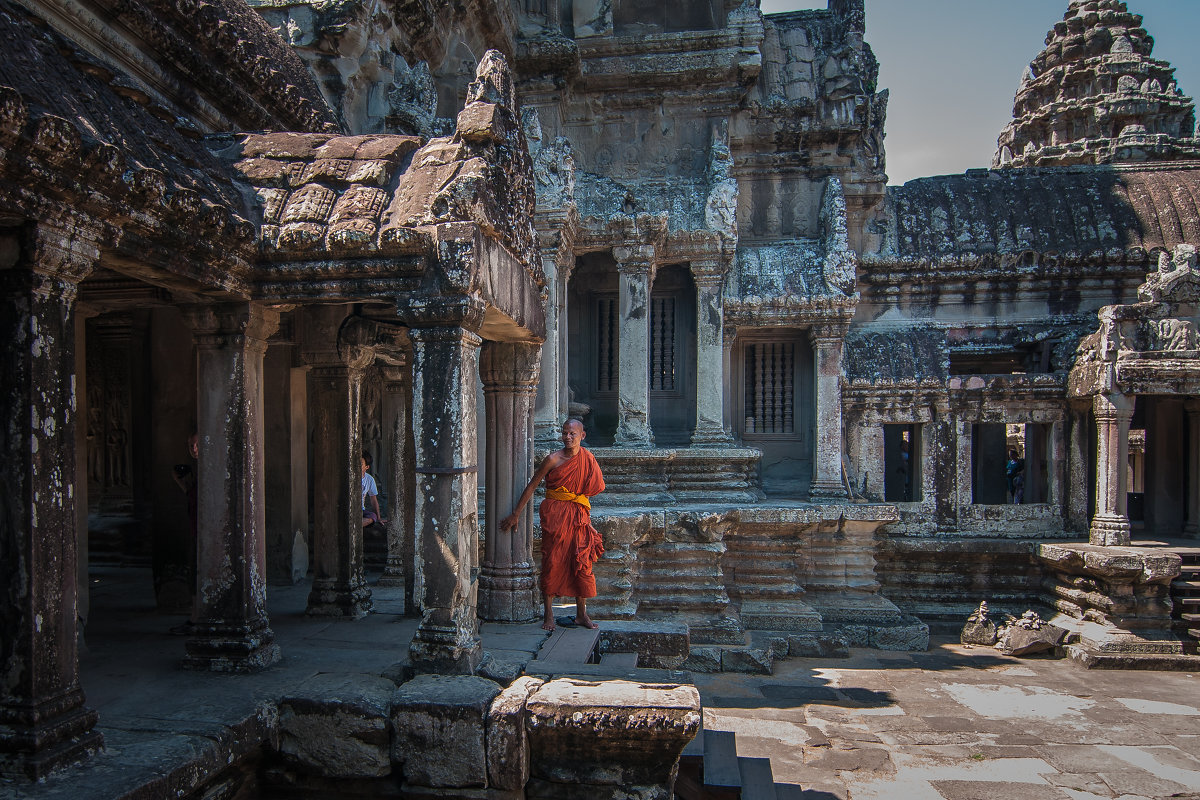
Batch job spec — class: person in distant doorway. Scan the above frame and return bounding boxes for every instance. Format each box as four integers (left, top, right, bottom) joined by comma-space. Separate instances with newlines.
362, 452, 387, 529
500, 418, 606, 632
168, 432, 199, 635
1005, 448, 1025, 504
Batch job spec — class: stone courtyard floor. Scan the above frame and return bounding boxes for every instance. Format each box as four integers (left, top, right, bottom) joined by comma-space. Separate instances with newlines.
4, 566, 1199, 799
695, 647, 1200, 800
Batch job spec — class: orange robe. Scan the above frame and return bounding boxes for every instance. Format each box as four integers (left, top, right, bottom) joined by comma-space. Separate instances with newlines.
539, 447, 605, 598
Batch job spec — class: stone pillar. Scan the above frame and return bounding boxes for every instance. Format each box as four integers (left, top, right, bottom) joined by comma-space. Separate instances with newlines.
74, 305, 98, 639
1187, 400, 1200, 537
264, 341, 309, 586
0, 224, 103, 779
378, 363, 416, 614
691, 261, 733, 445
1066, 402, 1091, 533
181, 303, 281, 672
613, 246, 655, 448
535, 248, 572, 445
480, 340, 542, 622
303, 306, 373, 619
723, 325, 737, 437
407, 310, 485, 673
1090, 392, 1134, 546
809, 324, 848, 499
1047, 420, 1066, 510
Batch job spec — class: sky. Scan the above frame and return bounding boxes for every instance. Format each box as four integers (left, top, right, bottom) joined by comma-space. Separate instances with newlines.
758, 0, 1200, 185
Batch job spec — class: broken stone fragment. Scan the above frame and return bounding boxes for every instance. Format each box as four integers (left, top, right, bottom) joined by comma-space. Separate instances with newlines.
961, 619, 999, 646
487, 676, 543, 791
996, 622, 1068, 656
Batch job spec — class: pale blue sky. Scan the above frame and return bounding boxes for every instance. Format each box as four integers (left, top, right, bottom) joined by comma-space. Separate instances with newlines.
760, 1, 1200, 185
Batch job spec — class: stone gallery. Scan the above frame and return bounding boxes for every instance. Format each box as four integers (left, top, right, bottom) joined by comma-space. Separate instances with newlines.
1, 0, 1198, 793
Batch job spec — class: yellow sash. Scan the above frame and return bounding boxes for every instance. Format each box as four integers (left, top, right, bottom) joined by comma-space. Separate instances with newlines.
545, 486, 591, 509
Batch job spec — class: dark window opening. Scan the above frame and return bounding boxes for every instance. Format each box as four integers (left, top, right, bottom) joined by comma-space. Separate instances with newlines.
973, 422, 1050, 504
884, 424, 921, 502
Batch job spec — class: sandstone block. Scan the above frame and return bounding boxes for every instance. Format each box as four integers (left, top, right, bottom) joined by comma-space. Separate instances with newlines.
391, 674, 502, 788
787, 633, 850, 659
526, 678, 700, 789
487, 676, 543, 791
680, 647, 721, 673
871, 618, 930, 651
597, 619, 689, 669
276, 674, 394, 778
961, 620, 998, 646
720, 647, 773, 674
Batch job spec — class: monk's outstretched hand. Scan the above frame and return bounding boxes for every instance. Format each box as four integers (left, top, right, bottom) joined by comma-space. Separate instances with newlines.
498, 513, 519, 532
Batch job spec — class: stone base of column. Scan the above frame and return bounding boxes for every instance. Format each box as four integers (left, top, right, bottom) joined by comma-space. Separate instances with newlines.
614, 426, 654, 449
809, 479, 848, 500
690, 426, 735, 446
0, 688, 103, 780
478, 566, 539, 623
305, 577, 372, 619
1089, 515, 1133, 546
183, 620, 281, 673
377, 559, 405, 588
409, 615, 483, 675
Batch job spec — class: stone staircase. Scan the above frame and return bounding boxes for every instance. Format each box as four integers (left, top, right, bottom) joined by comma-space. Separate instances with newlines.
1170, 545, 1200, 650
676, 728, 807, 799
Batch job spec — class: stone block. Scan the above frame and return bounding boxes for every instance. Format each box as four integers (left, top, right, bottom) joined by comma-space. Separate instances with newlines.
276, 674, 394, 778
720, 647, 773, 674
596, 619, 690, 669
835, 624, 870, 647
870, 618, 930, 651
526, 678, 700, 789
996, 624, 1068, 657
478, 651, 528, 686
680, 647, 721, 673
391, 675, 502, 788
786, 633, 850, 659
487, 676, 543, 791
961, 620, 998, 646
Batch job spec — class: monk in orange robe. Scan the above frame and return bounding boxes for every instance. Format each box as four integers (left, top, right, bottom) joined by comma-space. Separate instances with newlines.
500, 418, 605, 631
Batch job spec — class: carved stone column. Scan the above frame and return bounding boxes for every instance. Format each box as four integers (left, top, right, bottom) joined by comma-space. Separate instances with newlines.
302, 306, 372, 619
1066, 402, 1091, 533
535, 247, 572, 445
614, 246, 655, 447
181, 303, 281, 672
74, 304, 99, 638
0, 224, 103, 778
480, 340, 543, 622
1090, 392, 1134, 546
691, 261, 733, 445
378, 362, 415, 616
406, 303, 485, 673
264, 336, 309, 586
1186, 399, 1200, 537
809, 324, 848, 499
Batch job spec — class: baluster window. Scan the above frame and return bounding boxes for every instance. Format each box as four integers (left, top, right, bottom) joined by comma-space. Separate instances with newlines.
596, 295, 617, 393
650, 296, 676, 391
744, 342, 795, 434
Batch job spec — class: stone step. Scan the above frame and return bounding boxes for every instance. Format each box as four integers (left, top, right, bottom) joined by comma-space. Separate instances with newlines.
523, 661, 691, 683
1172, 579, 1200, 591
738, 756, 777, 800
600, 651, 638, 668
1181, 613, 1200, 623
534, 624, 600, 664
703, 729, 741, 791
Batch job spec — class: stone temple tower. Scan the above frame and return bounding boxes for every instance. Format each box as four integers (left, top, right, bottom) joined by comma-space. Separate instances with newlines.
994, 0, 1200, 167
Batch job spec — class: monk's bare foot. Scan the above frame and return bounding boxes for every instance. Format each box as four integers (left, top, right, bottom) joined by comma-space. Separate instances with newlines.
542, 613, 555, 632
576, 613, 598, 630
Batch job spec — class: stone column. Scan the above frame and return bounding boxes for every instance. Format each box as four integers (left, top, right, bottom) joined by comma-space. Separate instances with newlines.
1184, 400, 1200, 537
74, 305, 98, 639
809, 324, 848, 499
302, 306, 373, 619
691, 260, 733, 445
264, 341, 309, 586
181, 303, 281, 672
480, 340, 543, 622
535, 248, 572, 445
1047, 420, 1067, 510
1090, 392, 1134, 546
613, 246, 655, 448
1066, 402, 1091, 533
378, 363, 415, 614
0, 224, 103, 779
407, 307, 485, 673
